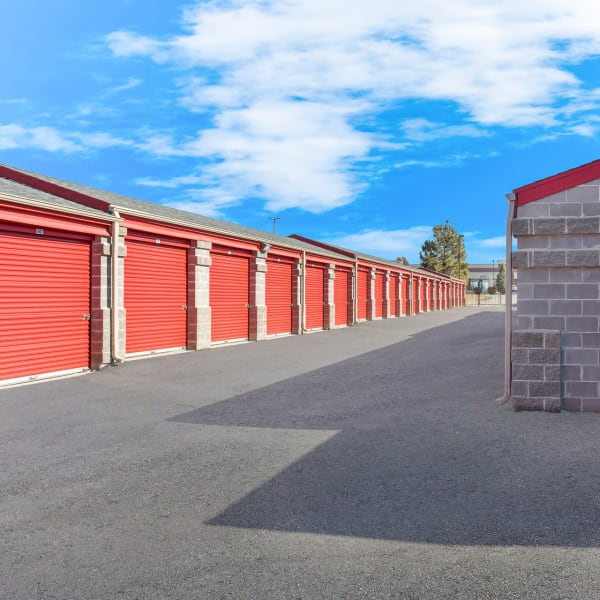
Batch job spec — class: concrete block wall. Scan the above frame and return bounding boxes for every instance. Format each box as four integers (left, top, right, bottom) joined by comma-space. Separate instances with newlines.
187, 240, 212, 350
90, 236, 111, 368
512, 179, 600, 412
249, 250, 267, 341
324, 264, 335, 329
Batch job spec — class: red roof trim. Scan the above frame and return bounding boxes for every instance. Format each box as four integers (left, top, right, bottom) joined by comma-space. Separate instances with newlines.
514, 159, 600, 207
0, 165, 110, 212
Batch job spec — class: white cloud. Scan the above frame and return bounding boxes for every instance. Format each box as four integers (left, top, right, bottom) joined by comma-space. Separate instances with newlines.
105, 31, 168, 62
324, 226, 434, 262
322, 228, 508, 264
401, 119, 490, 142
0, 124, 135, 153
105, 0, 600, 212
0, 124, 82, 152
470, 236, 506, 249
108, 77, 142, 94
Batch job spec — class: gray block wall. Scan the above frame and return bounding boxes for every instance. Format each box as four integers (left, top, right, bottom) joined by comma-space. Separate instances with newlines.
512, 179, 600, 412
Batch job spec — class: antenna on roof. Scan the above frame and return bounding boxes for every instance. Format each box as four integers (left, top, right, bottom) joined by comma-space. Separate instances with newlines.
268, 217, 281, 234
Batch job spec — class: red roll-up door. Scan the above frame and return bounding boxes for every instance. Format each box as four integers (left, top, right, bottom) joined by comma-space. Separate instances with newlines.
357, 268, 368, 321
389, 273, 398, 317
125, 236, 188, 354
402, 275, 410, 316
211, 249, 250, 342
429, 281, 434, 310
413, 277, 420, 314
305, 263, 325, 330
0, 231, 91, 381
266, 256, 293, 336
421, 279, 427, 312
374, 271, 385, 318
334, 267, 350, 326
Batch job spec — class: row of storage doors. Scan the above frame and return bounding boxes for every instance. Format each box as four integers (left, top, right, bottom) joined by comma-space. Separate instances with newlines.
1, 228, 444, 382
0, 232, 349, 382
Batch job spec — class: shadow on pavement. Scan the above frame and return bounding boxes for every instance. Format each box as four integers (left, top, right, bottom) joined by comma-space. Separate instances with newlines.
172, 311, 600, 547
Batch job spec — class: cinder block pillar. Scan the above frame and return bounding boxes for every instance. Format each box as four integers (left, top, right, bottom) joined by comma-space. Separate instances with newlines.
90, 236, 111, 369
324, 264, 335, 329
249, 250, 267, 341
187, 240, 212, 350
511, 330, 561, 412
291, 259, 302, 334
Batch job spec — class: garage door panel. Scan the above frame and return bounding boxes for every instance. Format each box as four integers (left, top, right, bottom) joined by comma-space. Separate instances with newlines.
357, 269, 368, 321
389, 274, 398, 317
125, 239, 188, 354
0, 232, 91, 381
375, 271, 385, 318
305, 264, 325, 330
211, 251, 250, 342
266, 258, 293, 336
334, 268, 350, 326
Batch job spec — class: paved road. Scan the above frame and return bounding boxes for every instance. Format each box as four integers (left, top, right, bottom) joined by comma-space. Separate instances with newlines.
2, 307, 600, 599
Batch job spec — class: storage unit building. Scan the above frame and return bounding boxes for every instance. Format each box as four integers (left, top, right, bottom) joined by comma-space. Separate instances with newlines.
508, 158, 600, 412
0, 177, 113, 383
0, 164, 466, 387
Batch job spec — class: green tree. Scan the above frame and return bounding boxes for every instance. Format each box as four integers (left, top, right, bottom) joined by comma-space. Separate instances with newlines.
395, 256, 409, 265
495, 263, 506, 294
419, 220, 467, 280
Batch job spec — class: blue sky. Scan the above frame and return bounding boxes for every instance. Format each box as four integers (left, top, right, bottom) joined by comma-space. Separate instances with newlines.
2, 0, 600, 264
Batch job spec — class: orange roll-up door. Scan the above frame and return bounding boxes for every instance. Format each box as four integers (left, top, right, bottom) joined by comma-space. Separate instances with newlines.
305, 263, 325, 330
210, 249, 250, 342
266, 256, 293, 336
124, 236, 188, 354
402, 275, 410, 316
334, 267, 350, 326
375, 271, 385, 318
357, 268, 368, 321
0, 231, 91, 381
389, 273, 398, 317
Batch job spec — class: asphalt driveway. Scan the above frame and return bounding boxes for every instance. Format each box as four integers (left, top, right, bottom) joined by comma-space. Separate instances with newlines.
1, 306, 600, 599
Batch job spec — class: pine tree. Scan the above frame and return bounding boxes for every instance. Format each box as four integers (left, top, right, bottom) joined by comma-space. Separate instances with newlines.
419, 220, 467, 280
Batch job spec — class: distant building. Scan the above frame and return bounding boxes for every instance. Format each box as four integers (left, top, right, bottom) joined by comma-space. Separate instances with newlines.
466, 261, 511, 292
